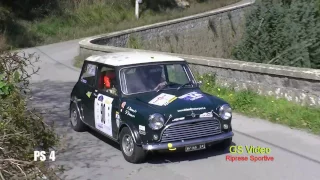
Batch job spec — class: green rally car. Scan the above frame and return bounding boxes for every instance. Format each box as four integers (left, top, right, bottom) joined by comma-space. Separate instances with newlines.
69, 52, 234, 163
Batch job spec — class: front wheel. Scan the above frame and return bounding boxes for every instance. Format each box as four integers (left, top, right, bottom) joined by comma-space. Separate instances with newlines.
119, 127, 147, 164
70, 103, 87, 132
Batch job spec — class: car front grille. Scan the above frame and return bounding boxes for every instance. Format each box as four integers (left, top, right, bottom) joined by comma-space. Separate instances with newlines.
160, 119, 221, 143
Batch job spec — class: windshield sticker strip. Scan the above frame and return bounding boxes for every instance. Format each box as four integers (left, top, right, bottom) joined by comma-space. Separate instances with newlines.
148, 93, 177, 106
177, 107, 206, 112
178, 91, 203, 101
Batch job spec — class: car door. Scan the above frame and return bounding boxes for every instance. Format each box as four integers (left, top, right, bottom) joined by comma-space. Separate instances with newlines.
78, 61, 99, 127
93, 64, 120, 139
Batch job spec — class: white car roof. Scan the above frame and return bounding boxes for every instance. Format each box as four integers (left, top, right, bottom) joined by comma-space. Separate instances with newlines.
85, 52, 185, 66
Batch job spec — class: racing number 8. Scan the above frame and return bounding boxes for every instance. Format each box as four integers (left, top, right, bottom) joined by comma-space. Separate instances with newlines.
101, 103, 105, 124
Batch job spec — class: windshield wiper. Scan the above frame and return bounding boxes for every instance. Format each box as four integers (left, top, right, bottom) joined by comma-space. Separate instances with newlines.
177, 81, 193, 91
156, 82, 175, 92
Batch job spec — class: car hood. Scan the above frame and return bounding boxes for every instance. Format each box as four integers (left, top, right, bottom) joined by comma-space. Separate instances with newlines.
132, 88, 227, 123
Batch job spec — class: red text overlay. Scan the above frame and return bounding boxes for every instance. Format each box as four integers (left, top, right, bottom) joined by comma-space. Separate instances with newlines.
226, 155, 274, 162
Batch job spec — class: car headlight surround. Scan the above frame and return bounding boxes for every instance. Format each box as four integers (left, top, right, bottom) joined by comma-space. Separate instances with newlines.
219, 104, 232, 120
148, 113, 165, 130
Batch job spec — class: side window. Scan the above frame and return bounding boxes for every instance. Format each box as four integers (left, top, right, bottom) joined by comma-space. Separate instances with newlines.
97, 66, 118, 96
167, 64, 189, 84
80, 63, 97, 87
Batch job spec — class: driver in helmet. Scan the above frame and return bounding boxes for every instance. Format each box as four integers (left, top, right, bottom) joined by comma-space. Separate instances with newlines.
103, 71, 118, 96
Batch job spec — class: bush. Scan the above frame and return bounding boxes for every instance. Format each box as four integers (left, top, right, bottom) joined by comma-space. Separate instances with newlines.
232, 0, 320, 69
0, 49, 60, 179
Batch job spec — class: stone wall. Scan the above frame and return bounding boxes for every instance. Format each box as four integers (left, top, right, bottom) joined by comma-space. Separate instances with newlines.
91, 0, 252, 59
78, 0, 320, 106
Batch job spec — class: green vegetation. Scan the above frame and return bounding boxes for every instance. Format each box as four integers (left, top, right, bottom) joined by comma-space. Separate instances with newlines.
74, 55, 86, 68
198, 73, 320, 134
0, 0, 239, 49
232, 0, 320, 69
127, 35, 144, 49
0, 46, 60, 178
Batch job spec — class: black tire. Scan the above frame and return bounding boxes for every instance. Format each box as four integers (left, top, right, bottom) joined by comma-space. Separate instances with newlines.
70, 103, 87, 132
119, 127, 147, 164
217, 138, 232, 150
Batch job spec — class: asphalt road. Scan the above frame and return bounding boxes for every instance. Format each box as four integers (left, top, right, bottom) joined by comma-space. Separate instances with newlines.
24, 40, 320, 180
22, 38, 320, 180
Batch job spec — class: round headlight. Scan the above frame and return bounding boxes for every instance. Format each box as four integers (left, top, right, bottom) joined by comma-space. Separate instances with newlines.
148, 113, 165, 130
219, 104, 232, 120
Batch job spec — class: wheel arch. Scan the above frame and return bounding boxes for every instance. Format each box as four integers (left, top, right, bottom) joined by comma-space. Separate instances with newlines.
70, 96, 84, 121
119, 123, 142, 146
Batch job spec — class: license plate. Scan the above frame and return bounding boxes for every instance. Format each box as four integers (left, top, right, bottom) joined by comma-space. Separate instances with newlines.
185, 144, 206, 152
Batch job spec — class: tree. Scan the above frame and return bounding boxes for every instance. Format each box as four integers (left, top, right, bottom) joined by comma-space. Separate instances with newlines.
232, 0, 320, 69
0, 0, 59, 20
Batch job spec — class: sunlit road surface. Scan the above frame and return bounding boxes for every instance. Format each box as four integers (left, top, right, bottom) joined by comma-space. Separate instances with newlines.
23, 38, 320, 180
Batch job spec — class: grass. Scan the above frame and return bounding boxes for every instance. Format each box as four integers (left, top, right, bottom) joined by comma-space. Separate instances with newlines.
199, 73, 320, 134
5, 0, 239, 49
127, 35, 144, 49
74, 55, 86, 68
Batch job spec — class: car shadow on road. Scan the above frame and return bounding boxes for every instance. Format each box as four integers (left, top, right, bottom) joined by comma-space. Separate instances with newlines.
87, 128, 121, 150
28, 80, 75, 129
146, 142, 236, 164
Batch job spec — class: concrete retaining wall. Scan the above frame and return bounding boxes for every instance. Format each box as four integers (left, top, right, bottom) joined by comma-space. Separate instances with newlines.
78, 0, 320, 106
90, 0, 253, 59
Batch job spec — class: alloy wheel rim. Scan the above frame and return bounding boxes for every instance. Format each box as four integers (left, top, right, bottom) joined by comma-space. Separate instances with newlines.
122, 134, 134, 156
71, 110, 78, 126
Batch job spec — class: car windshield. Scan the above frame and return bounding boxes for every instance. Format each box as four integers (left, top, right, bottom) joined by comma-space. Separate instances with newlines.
120, 63, 195, 94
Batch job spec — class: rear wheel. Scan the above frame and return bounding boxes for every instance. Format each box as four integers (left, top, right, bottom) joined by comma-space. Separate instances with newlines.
70, 103, 87, 132
119, 127, 147, 163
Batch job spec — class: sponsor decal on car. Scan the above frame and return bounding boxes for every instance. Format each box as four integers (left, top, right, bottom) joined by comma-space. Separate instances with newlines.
94, 94, 114, 136
120, 102, 126, 112
127, 106, 137, 113
172, 117, 185, 122
115, 111, 120, 128
86, 91, 92, 98
177, 107, 206, 112
86, 64, 96, 76
139, 125, 146, 135
121, 102, 126, 108
178, 91, 203, 101
97, 123, 103, 129
81, 79, 87, 83
199, 111, 213, 118
98, 95, 104, 102
125, 110, 135, 118
148, 93, 177, 106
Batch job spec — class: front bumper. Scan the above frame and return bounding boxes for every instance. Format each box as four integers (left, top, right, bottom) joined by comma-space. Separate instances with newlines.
142, 131, 234, 151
